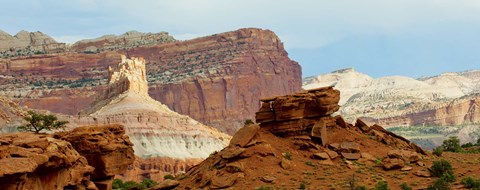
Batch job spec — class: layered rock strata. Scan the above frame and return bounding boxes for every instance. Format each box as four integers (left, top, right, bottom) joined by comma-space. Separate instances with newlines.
361, 95, 480, 127
70, 30, 175, 53
67, 55, 230, 181
0, 124, 134, 190
303, 68, 480, 126
256, 86, 340, 136
177, 88, 427, 189
0, 28, 302, 134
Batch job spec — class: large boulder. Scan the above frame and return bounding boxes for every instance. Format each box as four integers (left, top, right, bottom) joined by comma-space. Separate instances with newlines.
0, 133, 94, 190
55, 124, 135, 180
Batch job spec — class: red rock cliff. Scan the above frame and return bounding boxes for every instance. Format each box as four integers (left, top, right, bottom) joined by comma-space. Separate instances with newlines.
0, 28, 302, 134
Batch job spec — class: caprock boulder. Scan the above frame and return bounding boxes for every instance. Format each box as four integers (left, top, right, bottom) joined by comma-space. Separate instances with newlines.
177, 87, 433, 189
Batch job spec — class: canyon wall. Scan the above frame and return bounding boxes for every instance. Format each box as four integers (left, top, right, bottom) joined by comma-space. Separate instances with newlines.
0, 28, 302, 134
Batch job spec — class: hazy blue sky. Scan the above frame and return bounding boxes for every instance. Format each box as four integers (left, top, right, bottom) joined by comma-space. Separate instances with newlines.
1, 0, 479, 78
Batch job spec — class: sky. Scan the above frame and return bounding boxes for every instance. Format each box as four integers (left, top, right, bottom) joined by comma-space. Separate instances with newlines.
1, 0, 479, 78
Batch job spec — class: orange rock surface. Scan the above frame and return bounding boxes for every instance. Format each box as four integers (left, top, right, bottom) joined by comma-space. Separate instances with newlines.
0, 124, 134, 190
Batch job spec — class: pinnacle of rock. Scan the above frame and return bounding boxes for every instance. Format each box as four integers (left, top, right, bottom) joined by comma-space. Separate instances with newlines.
107, 55, 149, 98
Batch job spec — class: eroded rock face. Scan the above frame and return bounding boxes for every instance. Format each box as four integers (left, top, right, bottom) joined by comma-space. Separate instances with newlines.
256, 86, 340, 136
177, 87, 428, 189
1, 28, 302, 134
106, 55, 149, 99
0, 133, 94, 190
0, 124, 135, 190
0, 96, 27, 132
54, 124, 135, 179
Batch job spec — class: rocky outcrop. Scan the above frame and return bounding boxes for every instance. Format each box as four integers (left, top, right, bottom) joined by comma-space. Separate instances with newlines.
0, 96, 27, 132
54, 124, 135, 186
0, 124, 134, 190
70, 30, 175, 53
256, 86, 340, 136
0, 30, 67, 57
0, 28, 302, 134
0, 133, 94, 190
177, 88, 427, 189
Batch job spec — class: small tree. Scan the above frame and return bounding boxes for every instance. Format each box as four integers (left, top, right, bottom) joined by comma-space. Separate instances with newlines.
17, 111, 68, 133
442, 136, 461, 152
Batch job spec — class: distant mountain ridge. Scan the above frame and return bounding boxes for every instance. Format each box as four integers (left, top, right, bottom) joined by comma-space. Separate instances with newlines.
0, 29, 175, 57
303, 68, 480, 126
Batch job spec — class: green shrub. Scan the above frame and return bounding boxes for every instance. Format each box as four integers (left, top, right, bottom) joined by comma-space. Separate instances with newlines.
164, 174, 175, 180
461, 176, 480, 189
112, 178, 158, 190
433, 146, 444, 157
299, 181, 307, 190
440, 171, 456, 183
283, 151, 292, 160
427, 177, 451, 190
400, 182, 413, 190
373, 180, 389, 190
355, 186, 366, 190
429, 160, 454, 178
140, 178, 158, 188
123, 181, 140, 189
442, 136, 461, 152
461, 142, 475, 148
112, 179, 124, 189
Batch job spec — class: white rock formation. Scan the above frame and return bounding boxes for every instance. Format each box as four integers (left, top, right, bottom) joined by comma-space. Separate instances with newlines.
75, 55, 230, 159
303, 68, 480, 122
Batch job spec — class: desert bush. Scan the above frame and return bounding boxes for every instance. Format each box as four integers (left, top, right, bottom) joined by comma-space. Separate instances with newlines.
442, 136, 461, 152
372, 180, 389, 190
112, 178, 158, 190
461, 176, 480, 189
427, 177, 451, 190
433, 146, 444, 157
429, 160, 454, 178
17, 111, 68, 133
347, 174, 366, 190
164, 174, 175, 180
400, 182, 412, 190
